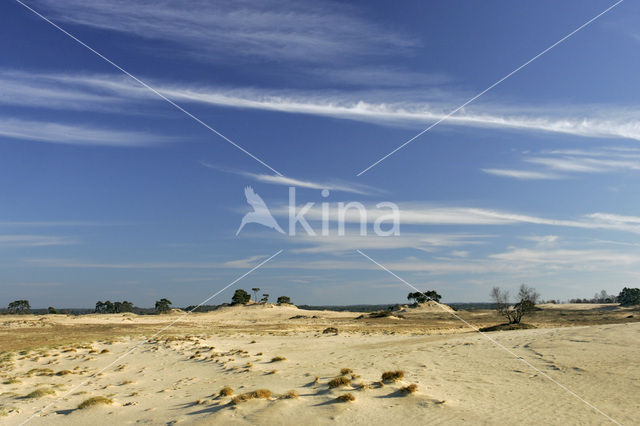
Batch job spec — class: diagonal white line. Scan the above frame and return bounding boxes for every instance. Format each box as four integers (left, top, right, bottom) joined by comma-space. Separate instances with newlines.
356, 0, 625, 176
12, 0, 284, 177
356, 249, 621, 425
18, 249, 283, 425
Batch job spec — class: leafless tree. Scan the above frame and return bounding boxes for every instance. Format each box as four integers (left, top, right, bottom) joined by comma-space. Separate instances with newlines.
491, 284, 540, 324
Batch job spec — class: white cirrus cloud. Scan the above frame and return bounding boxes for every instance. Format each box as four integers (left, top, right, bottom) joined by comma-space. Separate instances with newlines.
3, 71, 640, 143
0, 117, 170, 146
0, 235, 78, 247
199, 162, 381, 196
484, 146, 640, 180
32, 0, 416, 63
482, 168, 562, 180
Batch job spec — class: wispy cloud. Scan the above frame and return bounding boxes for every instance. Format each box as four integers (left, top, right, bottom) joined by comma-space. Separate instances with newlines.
0, 235, 78, 247
484, 146, 640, 180
288, 233, 488, 254
482, 168, 562, 180
32, 0, 416, 64
0, 117, 169, 146
271, 203, 640, 234
3, 70, 640, 142
200, 162, 380, 195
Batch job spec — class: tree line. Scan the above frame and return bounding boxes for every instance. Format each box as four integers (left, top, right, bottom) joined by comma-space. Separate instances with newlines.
4, 286, 639, 315
231, 289, 292, 305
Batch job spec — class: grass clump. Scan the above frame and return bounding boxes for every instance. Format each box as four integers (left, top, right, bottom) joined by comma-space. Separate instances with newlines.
100, 349, 109, 354
56, 370, 72, 376
328, 376, 351, 388
381, 370, 404, 382
400, 384, 418, 394
279, 390, 298, 399
271, 356, 286, 362
3, 378, 21, 385
340, 368, 353, 375
231, 389, 272, 405
24, 388, 56, 399
336, 393, 355, 402
369, 311, 392, 318
219, 386, 233, 397
77, 396, 113, 409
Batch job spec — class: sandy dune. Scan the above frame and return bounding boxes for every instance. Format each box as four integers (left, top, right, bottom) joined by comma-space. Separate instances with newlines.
1, 304, 639, 425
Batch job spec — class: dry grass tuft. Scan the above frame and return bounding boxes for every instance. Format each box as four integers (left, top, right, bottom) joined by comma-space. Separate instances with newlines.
26, 368, 54, 376
381, 370, 404, 382
340, 368, 353, 375
24, 388, 56, 399
354, 382, 372, 391
400, 384, 418, 394
56, 370, 72, 376
100, 349, 109, 354
328, 376, 351, 388
266, 369, 277, 375
3, 378, 21, 385
77, 396, 113, 409
279, 390, 298, 399
271, 356, 286, 362
336, 393, 355, 402
219, 386, 233, 397
231, 389, 272, 404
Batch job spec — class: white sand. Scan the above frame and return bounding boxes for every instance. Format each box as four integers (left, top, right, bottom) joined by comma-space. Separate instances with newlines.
1, 307, 638, 425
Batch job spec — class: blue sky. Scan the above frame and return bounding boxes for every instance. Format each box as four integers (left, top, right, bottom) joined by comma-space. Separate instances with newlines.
1, 0, 640, 308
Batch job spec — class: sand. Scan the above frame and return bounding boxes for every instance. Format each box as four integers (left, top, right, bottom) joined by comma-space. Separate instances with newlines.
1, 304, 639, 425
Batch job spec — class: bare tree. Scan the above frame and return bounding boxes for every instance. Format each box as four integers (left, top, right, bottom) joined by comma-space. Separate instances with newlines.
491, 285, 539, 324
251, 287, 260, 302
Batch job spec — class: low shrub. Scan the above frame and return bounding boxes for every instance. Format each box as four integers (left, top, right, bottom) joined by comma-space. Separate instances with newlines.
219, 386, 233, 397
77, 396, 113, 409
279, 390, 298, 399
328, 376, 351, 388
381, 370, 404, 382
336, 393, 355, 402
231, 389, 272, 404
24, 388, 55, 399
400, 384, 418, 394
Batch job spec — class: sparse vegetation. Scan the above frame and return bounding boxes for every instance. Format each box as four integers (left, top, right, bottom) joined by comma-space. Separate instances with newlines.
219, 386, 233, 397
322, 327, 338, 334
77, 396, 113, 409
231, 389, 272, 404
381, 370, 404, 382
279, 390, 298, 399
56, 370, 72, 376
271, 356, 286, 362
400, 384, 418, 394
340, 368, 353, 375
369, 311, 392, 318
336, 393, 355, 402
24, 388, 56, 398
328, 376, 351, 388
